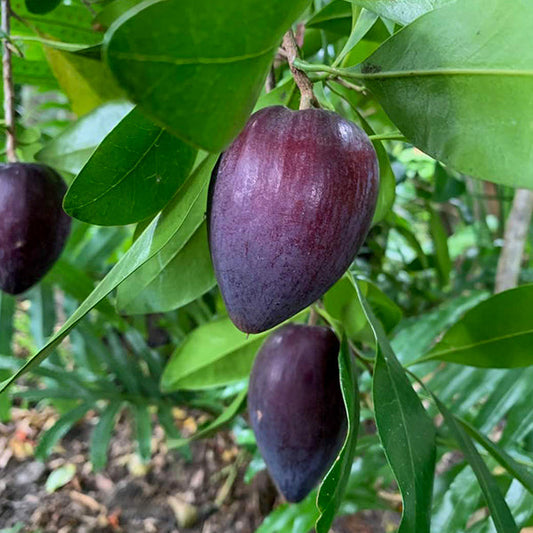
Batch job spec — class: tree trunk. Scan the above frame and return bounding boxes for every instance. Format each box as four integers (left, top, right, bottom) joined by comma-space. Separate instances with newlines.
495, 188, 533, 293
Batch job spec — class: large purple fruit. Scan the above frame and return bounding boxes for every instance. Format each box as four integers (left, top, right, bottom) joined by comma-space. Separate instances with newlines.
0, 163, 71, 295
208, 106, 379, 333
248, 324, 346, 502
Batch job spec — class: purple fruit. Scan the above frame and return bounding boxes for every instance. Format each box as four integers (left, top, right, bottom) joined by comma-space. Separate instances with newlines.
208, 106, 379, 333
0, 163, 71, 295
248, 324, 346, 502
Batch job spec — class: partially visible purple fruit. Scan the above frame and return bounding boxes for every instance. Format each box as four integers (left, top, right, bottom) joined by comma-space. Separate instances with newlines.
208, 106, 379, 333
248, 324, 346, 502
0, 163, 71, 295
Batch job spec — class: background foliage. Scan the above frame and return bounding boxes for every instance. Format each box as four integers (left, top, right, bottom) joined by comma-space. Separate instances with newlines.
1, 0, 532, 531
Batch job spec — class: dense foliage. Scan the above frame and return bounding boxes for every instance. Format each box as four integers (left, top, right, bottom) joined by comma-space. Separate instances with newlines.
1, 0, 532, 531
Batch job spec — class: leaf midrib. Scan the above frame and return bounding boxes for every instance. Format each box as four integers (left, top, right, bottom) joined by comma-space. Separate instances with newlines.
107, 46, 275, 66
68, 129, 164, 211
428, 327, 533, 359
357, 68, 533, 80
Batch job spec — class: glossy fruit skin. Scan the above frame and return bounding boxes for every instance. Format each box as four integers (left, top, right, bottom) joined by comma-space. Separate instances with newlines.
208, 106, 379, 333
248, 324, 346, 502
0, 163, 71, 295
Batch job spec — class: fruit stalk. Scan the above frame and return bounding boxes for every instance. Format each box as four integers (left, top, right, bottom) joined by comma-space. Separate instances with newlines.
282, 29, 317, 110
1, 0, 16, 162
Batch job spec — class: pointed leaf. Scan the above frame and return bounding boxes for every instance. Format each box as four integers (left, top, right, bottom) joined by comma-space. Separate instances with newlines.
104, 0, 310, 151
64, 107, 196, 226
353, 0, 533, 188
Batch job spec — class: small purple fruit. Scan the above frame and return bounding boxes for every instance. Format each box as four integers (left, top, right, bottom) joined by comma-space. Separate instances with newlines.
248, 324, 346, 502
0, 163, 71, 295
208, 106, 379, 333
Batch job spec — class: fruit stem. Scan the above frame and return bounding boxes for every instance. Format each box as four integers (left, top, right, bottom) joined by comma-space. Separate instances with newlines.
282, 29, 318, 110
1, 0, 16, 162
368, 132, 406, 142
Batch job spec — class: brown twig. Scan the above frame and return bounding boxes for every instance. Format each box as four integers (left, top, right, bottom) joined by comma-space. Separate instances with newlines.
332, 76, 367, 95
282, 29, 318, 110
307, 306, 319, 326
265, 66, 276, 93
1, 0, 16, 162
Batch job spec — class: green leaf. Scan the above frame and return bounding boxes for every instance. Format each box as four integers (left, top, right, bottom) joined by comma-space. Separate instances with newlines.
45, 47, 124, 115
256, 491, 319, 533
0, 293, 15, 354
161, 309, 308, 391
132, 403, 152, 462
35, 402, 92, 459
0, 156, 214, 395
350, 0, 456, 25
64, 106, 196, 226
324, 276, 402, 342
45, 463, 76, 493
28, 284, 56, 348
432, 395, 518, 533
414, 285, 533, 368
25, 0, 62, 15
103, 0, 310, 152
161, 319, 268, 392
315, 337, 359, 533
459, 417, 533, 496
95, 0, 143, 28
352, 275, 436, 533
429, 207, 451, 285
307, 0, 352, 35
116, 222, 215, 314
36, 101, 133, 175
334, 8, 378, 67
352, 0, 533, 188
168, 389, 247, 449
90, 402, 122, 471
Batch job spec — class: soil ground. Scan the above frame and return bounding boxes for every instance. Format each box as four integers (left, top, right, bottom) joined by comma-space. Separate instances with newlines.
0, 407, 397, 533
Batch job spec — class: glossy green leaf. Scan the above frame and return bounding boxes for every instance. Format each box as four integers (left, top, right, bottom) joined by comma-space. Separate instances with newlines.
352, 0, 533, 188
64, 107, 196, 226
45, 463, 76, 493
36, 101, 133, 175
161, 309, 307, 391
432, 395, 518, 533
168, 389, 247, 449
25, 0, 61, 15
334, 8, 378, 67
104, 0, 310, 152
352, 275, 436, 533
350, 0, 456, 25
414, 285, 533, 368
316, 337, 359, 533
116, 222, 215, 314
0, 157, 214, 395
90, 402, 122, 472
161, 319, 268, 392
95, 0, 142, 28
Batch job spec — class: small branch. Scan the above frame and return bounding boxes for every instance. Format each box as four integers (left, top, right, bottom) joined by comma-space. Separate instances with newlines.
282, 29, 318, 110
495, 188, 533, 293
1, 0, 16, 162
368, 132, 407, 142
265, 66, 276, 93
307, 306, 319, 326
332, 76, 366, 94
